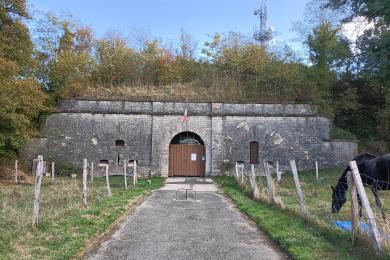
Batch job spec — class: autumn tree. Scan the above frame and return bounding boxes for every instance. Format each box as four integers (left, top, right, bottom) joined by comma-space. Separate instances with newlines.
33, 13, 96, 98
0, 0, 47, 156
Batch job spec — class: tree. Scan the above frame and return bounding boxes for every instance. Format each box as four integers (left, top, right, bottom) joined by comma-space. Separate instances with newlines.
307, 21, 350, 70
58, 22, 74, 53
306, 20, 351, 118
292, 0, 347, 58
0, 0, 47, 156
179, 29, 197, 60
95, 33, 139, 87
327, 0, 390, 150
0, 0, 33, 73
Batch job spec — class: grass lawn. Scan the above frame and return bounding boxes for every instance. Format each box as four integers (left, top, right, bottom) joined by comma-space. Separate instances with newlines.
213, 169, 390, 260
0, 175, 164, 259
254, 168, 390, 231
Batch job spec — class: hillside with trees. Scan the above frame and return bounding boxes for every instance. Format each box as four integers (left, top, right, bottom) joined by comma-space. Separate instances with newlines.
0, 0, 389, 157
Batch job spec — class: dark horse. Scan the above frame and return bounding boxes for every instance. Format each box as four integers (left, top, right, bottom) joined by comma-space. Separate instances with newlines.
331, 153, 390, 220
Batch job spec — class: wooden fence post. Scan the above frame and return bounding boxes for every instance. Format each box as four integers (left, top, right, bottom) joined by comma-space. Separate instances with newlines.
347, 171, 359, 244
289, 160, 308, 216
82, 159, 88, 207
51, 162, 55, 184
315, 161, 319, 180
235, 162, 239, 182
276, 161, 282, 182
105, 165, 112, 197
133, 161, 138, 186
240, 164, 244, 185
124, 161, 128, 190
90, 162, 94, 183
349, 160, 382, 251
264, 162, 275, 204
249, 164, 260, 200
32, 155, 44, 228
235, 162, 246, 187
14, 160, 18, 184
250, 164, 255, 190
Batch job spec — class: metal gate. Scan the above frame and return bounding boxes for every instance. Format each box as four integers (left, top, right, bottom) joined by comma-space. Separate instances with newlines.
169, 144, 205, 177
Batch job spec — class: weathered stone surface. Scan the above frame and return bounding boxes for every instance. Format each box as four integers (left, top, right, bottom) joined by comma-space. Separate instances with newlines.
21, 101, 358, 176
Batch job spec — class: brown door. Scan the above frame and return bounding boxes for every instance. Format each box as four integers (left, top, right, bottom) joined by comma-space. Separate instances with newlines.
169, 144, 205, 177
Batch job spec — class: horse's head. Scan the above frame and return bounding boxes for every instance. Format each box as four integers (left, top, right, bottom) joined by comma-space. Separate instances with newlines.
331, 185, 346, 213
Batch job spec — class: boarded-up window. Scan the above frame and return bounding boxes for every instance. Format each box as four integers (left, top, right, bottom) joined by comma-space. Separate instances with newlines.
250, 142, 259, 164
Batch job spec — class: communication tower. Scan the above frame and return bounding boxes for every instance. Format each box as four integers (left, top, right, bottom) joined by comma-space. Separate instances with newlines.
253, 0, 272, 46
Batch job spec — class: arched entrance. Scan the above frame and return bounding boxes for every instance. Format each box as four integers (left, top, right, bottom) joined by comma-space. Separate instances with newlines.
169, 132, 206, 177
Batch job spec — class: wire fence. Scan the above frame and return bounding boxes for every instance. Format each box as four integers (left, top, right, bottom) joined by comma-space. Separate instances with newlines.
0, 156, 142, 230
234, 160, 390, 252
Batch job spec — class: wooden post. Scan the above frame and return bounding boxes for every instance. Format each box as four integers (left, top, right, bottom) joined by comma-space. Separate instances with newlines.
51, 162, 55, 184
105, 165, 112, 197
315, 161, 319, 180
264, 162, 275, 204
249, 164, 260, 200
347, 171, 359, 244
235, 162, 244, 186
14, 160, 18, 184
235, 162, 239, 182
135, 160, 138, 184
32, 155, 44, 228
276, 161, 281, 182
124, 161, 128, 190
82, 159, 88, 207
289, 160, 308, 216
133, 161, 138, 186
240, 164, 244, 185
90, 162, 94, 183
250, 164, 255, 190
349, 160, 382, 251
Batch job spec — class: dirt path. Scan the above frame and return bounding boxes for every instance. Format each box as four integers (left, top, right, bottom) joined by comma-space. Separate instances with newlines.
87, 178, 288, 260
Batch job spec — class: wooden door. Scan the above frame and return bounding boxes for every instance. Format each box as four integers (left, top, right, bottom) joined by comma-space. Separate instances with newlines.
169, 144, 205, 177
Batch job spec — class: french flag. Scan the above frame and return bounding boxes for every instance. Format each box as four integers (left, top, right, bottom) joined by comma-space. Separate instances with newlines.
182, 108, 189, 123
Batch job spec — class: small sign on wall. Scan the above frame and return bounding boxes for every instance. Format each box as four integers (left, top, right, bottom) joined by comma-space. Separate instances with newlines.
191, 153, 197, 161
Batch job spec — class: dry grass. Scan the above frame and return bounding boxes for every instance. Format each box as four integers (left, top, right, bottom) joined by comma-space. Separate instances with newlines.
0, 161, 33, 186
0, 177, 105, 256
75, 83, 293, 103
0, 175, 165, 259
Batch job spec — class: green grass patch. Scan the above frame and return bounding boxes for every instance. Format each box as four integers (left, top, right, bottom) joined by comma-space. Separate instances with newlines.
0, 176, 164, 259
213, 175, 389, 260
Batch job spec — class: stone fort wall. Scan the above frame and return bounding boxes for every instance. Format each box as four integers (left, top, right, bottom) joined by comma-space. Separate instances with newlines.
21, 100, 358, 176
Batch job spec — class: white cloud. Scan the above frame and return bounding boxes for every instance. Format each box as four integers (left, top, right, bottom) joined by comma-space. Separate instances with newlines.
341, 16, 375, 54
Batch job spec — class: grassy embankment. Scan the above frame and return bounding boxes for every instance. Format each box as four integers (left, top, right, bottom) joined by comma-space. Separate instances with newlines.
213, 168, 390, 260
0, 176, 164, 259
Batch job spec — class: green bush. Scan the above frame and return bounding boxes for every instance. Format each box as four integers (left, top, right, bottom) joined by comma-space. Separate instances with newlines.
330, 125, 356, 140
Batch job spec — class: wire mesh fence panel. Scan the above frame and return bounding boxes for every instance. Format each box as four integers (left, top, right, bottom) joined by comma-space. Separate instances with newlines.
0, 174, 137, 253
231, 163, 390, 251
355, 173, 390, 248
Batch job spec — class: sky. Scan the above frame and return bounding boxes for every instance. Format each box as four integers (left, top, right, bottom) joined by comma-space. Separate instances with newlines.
28, 0, 310, 51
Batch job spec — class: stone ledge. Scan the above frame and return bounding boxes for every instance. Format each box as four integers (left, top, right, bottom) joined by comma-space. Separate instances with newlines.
58, 100, 317, 117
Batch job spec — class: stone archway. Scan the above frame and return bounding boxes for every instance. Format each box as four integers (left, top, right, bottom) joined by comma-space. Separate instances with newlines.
168, 131, 206, 177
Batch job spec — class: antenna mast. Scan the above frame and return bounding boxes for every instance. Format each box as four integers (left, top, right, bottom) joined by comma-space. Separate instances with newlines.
253, 0, 272, 47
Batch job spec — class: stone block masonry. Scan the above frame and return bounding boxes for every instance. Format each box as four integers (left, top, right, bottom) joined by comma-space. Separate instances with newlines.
21, 100, 358, 177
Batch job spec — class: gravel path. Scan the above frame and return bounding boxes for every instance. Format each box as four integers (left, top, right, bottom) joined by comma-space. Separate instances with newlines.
87, 178, 288, 260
